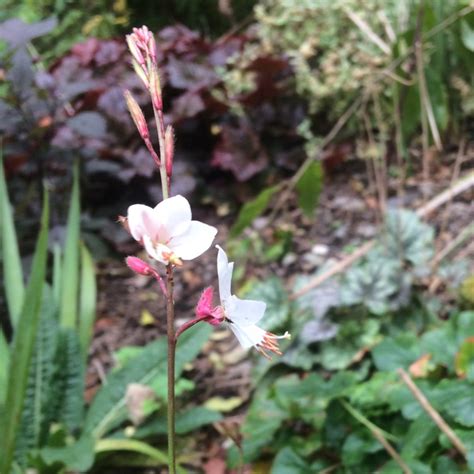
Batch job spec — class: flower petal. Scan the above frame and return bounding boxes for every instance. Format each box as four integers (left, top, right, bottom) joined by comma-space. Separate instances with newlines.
216, 245, 233, 303
170, 221, 217, 260
143, 235, 167, 264
229, 323, 266, 349
154, 195, 192, 238
127, 204, 157, 242
227, 295, 266, 326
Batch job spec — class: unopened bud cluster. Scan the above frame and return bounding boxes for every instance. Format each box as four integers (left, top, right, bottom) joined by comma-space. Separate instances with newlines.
124, 26, 171, 171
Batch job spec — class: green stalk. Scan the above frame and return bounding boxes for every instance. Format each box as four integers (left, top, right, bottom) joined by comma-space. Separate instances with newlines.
151, 72, 175, 473
166, 264, 176, 474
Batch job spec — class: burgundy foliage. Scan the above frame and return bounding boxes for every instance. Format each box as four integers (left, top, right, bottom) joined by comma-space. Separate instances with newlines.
1, 20, 306, 214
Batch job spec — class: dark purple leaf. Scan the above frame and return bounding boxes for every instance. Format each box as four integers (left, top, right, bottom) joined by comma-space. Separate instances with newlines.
94, 40, 125, 66
51, 126, 77, 148
34, 71, 55, 90
8, 47, 34, 97
0, 100, 22, 133
170, 91, 205, 121
97, 87, 130, 126
157, 25, 206, 55
0, 17, 57, 48
120, 148, 156, 180
166, 56, 218, 89
212, 121, 268, 181
71, 38, 100, 65
208, 37, 245, 66
68, 112, 107, 139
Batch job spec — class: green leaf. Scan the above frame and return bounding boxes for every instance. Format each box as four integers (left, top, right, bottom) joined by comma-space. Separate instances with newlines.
59, 162, 80, 329
319, 319, 381, 370
461, 19, 474, 52
84, 324, 211, 438
350, 371, 399, 410
434, 456, 461, 474
295, 161, 323, 217
51, 328, 85, 433
379, 459, 431, 474
384, 209, 434, 268
342, 431, 382, 466
0, 191, 49, 474
271, 446, 312, 474
456, 337, 474, 381
400, 414, 437, 459
340, 254, 403, 314
14, 289, 59, 467
176, 406, 222, 434
133, 405, 222, 438
229, 185, 278, 238
52, 243, 62, 308
243, 276, 291, 331
241, 396, 289, 462
78, 243, 96, 358
95, 438, 167, 465
0, 153, 25, 327
372, 333, 421, 371
433, 379, 474, 427
40, 435, 95, 472
0, 331, 9, 404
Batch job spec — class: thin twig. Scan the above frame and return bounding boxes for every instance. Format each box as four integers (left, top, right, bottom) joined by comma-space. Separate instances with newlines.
397, 368, 467, 458
319, 463, 342, 474
291, 171, 474, 299
340, 400, 412, 474
437, 141, 466, 243
342, 6, 391, 54
432, 223, 474, 268
416, 171, 474, 218
415, 25, 442, 152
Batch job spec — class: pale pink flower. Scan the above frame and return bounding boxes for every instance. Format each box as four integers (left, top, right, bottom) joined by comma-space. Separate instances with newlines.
127, 195, 217, 265
216, 246, 290, 358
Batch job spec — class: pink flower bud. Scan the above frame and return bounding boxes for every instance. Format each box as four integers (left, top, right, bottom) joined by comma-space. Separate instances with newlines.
132, 59, 149, 88
126, 34, 145, 66
126, 256, 154, 276
124, 90, 149, 140
149, 67, 162, 110
148, 34, 157, 64
136, 26, 150, 44
165, 125, 174, 178
196, 287, 224, 326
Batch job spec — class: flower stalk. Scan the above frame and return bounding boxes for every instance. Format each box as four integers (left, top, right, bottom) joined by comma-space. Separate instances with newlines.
166, 264, 176, 474
122, 26, 290, 474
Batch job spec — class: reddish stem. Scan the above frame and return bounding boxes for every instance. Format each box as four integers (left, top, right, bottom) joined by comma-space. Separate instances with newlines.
175, 314, 210, 341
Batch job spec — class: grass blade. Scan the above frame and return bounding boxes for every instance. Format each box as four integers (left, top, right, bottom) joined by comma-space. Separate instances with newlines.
0, 331, 9, 404
95, 439, 169, 466
52, 243, 62, 308
0, 190, 49, 474
0, 154, 25, 327
79, 243, 96, 359
59, 161, 80, 329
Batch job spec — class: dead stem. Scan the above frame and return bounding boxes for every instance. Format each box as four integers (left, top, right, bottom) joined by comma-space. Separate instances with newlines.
397, 368, 467, 458
290, 171, 474, 299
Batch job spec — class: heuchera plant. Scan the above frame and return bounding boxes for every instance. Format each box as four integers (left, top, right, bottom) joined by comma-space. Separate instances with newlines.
120, 26, 290, 472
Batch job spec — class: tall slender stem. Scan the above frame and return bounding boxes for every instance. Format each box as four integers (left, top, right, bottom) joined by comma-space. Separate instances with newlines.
166, 264, 176, 474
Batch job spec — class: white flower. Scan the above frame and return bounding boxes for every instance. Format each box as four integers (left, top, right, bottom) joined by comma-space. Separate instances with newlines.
216, 245, 290, 357
127, 195, 217, 265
